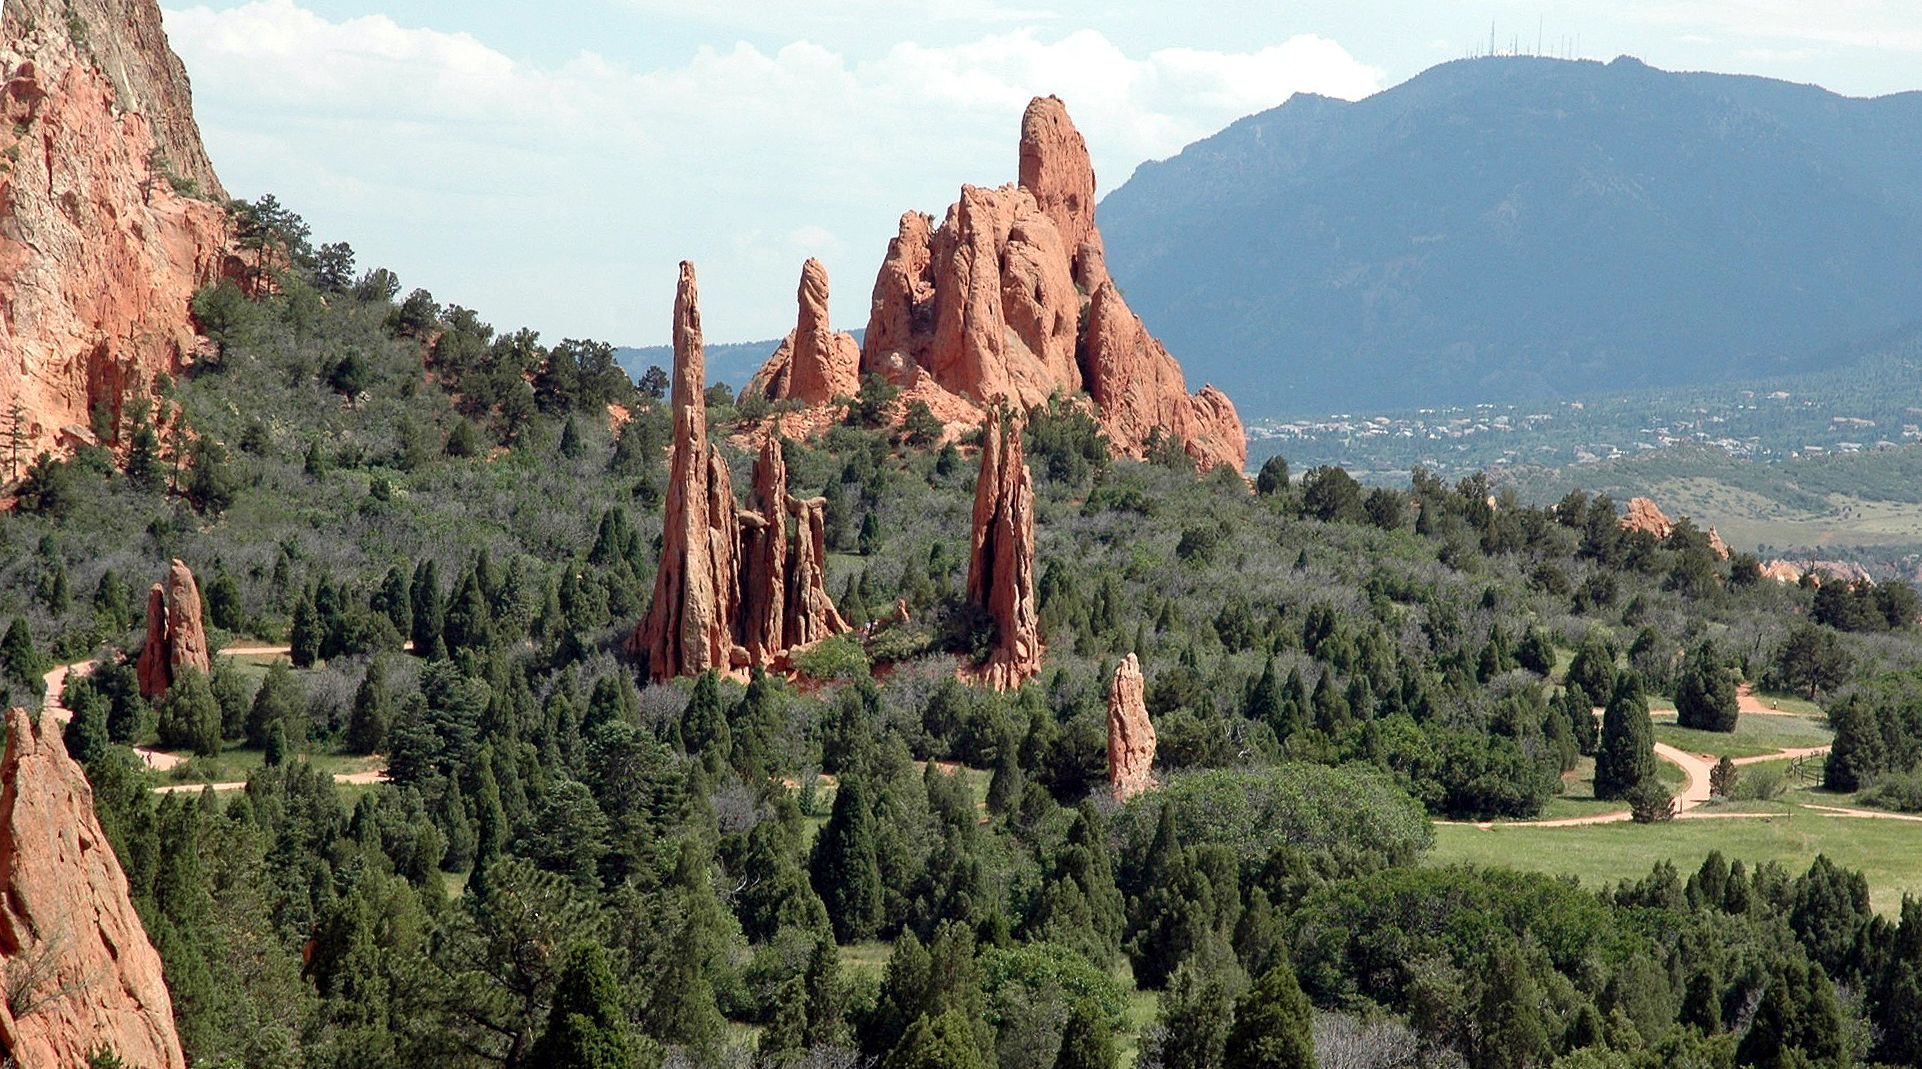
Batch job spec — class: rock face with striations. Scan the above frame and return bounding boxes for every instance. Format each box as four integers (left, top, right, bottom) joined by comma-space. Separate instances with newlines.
0, 0, 232, 455
134, 558, 210, 698
1106, 653, 1156, 801
964, 411, 1042, 689
753, 96, 1246, 472
740, 258, 862, 406
632, 263, 849, 680
0, 707, 186, 1069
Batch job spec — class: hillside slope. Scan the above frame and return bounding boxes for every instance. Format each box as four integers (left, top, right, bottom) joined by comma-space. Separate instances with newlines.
1100, 55, 1922, 418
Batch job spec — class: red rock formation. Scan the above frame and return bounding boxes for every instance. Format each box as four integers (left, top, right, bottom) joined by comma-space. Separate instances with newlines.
1620, 497, 1674, 539
842, 96, 1245, 472
964, 411, 1041, 689
742, 258, 861, 405
1106, 653, 1155, 801
1082, 283, 1248, 472
1706, 527, 1731, 561
1, 0, 231, 456
134, 558, 210, 698
634, 263, 743, 678
633, 263, 849, 680
0, 707, 185, 1069
783, 493, 848, 649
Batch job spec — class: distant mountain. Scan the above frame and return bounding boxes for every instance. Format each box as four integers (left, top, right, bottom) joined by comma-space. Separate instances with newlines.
615, 330, 867, 392
1099, 55, 1922, 419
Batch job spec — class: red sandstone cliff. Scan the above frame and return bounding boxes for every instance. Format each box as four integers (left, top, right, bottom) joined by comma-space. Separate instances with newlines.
748, 96, 1246, 472
0, 0, 230, 456
0, 708, 186, 1069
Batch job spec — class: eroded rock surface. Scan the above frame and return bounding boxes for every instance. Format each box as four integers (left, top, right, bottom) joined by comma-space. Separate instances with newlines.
742, 258, 861, 405
633, 263, 849, 679
1, 0, 231, 456
134, 558, 210, 698
964, 411, 1042, 689
0, 707, 186, 1069
773, 97, 1246, 471
1106, 653, 1156, 801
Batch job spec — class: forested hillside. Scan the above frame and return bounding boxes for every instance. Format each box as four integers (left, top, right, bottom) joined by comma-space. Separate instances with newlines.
4, 198, 1922, 1067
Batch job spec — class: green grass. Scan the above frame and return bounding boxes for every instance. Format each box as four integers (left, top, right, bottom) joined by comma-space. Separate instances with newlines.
1515, 753, 1688, 823
157, 744, 382, 785
1431, 802, 1922, 913
1115, 978, 1158, 1068
1652, 712, 1833, 759
837, 940, 894, 979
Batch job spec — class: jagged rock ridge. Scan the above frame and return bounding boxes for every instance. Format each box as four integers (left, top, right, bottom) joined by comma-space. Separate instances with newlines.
0, 707, 186, 1069
746, 96, 1246, 472
631, 262, 849, 680
0, 0, 233, 456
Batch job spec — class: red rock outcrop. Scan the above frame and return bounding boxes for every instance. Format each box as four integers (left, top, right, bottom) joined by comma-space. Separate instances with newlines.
632, 263, 849, 680
741, 258, 861, 406
1619, 497, 1731, 560
784, 96, 1245, 471
964, 411, 1041, 689
1106, 653, 1155, 801
1, 0, 231, 456
134, 558, 210, 698
0, 707, 186, 1069
1620, 497, 1674, 539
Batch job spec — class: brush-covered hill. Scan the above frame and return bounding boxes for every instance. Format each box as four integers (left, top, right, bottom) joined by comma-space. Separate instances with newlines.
1100, 55, 1922, 418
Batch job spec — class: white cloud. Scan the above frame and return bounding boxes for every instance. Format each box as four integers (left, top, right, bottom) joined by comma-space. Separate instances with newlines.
163, 0, 1382, 345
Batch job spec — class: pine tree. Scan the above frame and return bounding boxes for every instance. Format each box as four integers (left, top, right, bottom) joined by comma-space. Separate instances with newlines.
759, 975, 809, 1066
802, 936, 848, 1048
812, 776, 884, 942
0, 616, 46, 689
883, 1011, 985, 1069
1674, 641, 1739, 732
154, 667, 222, 757
1147, 965, 1233, 1069
1594, 673, 1655, 800
527, 941, 643, 1069
290, 588, 323, 668
1874, 896, 1922, 1065
1473, 943, 1549, 1069
1224, 964, 1317, 1069
1053, 1000, 1116, 1069
985, 738, 1023, 816
346, 656, 392, 754
409, 559, 445, 657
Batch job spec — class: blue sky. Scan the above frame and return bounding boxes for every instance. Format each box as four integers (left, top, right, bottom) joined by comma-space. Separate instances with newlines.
163, 1, 1922, 355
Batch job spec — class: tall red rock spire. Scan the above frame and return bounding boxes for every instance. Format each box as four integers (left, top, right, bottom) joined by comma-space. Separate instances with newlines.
1106, 653, 1156, 801
634, 263, 850, 680
740, 258, 862, 405
965, 410, 1042, 689
134, 558, 211, 698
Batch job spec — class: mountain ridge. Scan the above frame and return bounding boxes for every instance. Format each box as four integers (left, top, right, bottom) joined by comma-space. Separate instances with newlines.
1098, 54, 1922, 419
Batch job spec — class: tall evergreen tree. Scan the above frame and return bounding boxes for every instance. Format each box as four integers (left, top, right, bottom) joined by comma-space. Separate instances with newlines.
1674, 641, 1739, 732
812, 776, 884, 942
1053, 1001, 1116, 1069
1594, 673, 1656, 800
527, 942, 643, 1069
1224, 964, 1317, 1069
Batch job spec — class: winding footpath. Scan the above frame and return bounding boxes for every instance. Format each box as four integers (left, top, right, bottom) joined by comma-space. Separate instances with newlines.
40, 646, 389, 795
1446, 690, 1915, 830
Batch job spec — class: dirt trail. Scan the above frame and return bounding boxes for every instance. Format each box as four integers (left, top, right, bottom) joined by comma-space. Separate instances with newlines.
1736, 683, 1813, 717
39, 645, 389, 793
